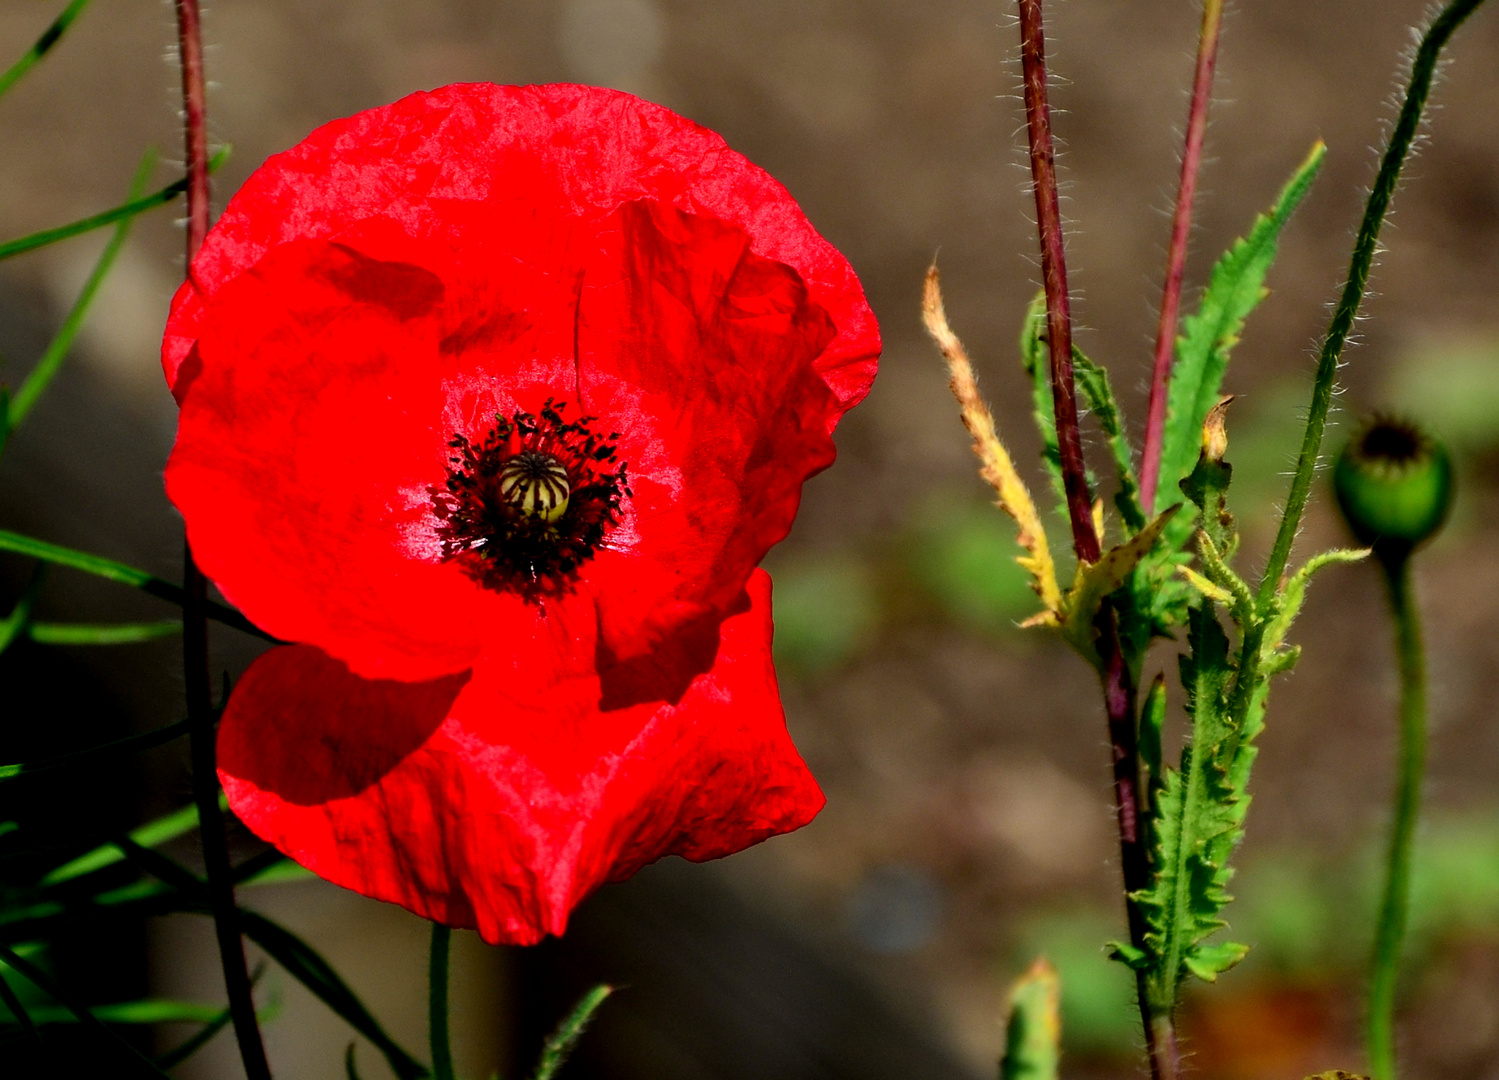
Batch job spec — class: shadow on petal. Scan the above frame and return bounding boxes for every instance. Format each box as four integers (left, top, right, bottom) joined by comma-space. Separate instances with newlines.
218, 644, 470, 805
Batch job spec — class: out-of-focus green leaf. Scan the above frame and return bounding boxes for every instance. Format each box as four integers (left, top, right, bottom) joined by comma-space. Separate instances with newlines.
0, 528, 269, 639
346, 1044, 367, 1080
0, 940, 171, 1077
0, 146, 229, 263
41, 800, 205, 886
7, 999, 223, 1026
1000, 958, 1060, 1080
0, 965, 39, 1044
532, 984, 613, 1080
3, 151, 153, 438
155, 964, 270, 1070
0, 718, 189, 783
906, 493, 1037, 631
238, 911, 430, 1080
0, 566, 43, 654
0, 0, 94, 100
768, 553, 880, 671
27, 620, 181, 645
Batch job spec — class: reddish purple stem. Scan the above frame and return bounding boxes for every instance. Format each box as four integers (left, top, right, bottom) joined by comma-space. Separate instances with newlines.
175, 2, 273, 1078
1140, 0, 1225, 514
1014, 4, 1178, 1078
1016, 0, 1099, 564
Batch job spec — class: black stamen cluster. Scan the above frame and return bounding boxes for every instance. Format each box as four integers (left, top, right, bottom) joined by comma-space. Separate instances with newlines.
432, 399, 630, 597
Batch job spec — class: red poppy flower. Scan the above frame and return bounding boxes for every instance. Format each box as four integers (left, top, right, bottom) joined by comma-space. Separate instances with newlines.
163, 83, 879, 943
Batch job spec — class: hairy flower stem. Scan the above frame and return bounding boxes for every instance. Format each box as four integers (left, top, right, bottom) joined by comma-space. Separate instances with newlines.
1139, 0, 1224, 514
1367, 554, 1426, 1080
429, 924, 456, 1080
1015, 4, 1174, 1077
175, 2, 271, 1078
1259, 0, 1487, 605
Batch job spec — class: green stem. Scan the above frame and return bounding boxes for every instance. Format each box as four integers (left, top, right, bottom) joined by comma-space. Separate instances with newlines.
429, 923, 455, 1080
1257, 0, 1487, 606
1367, 555, 1425, 1080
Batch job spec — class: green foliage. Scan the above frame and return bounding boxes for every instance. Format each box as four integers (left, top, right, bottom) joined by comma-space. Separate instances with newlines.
0, 0, 95, 100
0, 145, 230, 263
1159, 143, 1325, 534
532, 984, 613, 1080
0, 527, 269, 639
1000, 959, 1061, 1080
768, 552, 881, 670
1072, 351, 1146, 534
904, 493, 1038, 631
1058, 507, 1177, 667
0, 718, 189, 782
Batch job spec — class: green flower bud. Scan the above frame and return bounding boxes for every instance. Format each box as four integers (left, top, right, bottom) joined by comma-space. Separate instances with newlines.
1333, 415, 1454, 556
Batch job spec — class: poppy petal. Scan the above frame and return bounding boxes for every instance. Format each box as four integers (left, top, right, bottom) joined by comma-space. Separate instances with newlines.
217, 569, 821, 944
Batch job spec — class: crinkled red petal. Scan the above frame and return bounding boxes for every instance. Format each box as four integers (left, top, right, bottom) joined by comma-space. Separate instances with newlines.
169, 196, 843, 676
217, 570, 822, 945
163, 83, 877, 419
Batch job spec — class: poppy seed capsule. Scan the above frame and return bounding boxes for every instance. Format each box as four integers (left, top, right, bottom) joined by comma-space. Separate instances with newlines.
498, 451, 571, 522
1333, 415, 1454, 552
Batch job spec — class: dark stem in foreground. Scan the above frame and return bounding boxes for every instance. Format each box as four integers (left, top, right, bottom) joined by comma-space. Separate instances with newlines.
175, 1, 272, 1078
1013, 3, 1174, 1077
1139, 0, 1225, 514
1367, 554, 1425, 1080
430, 924, 456, 1080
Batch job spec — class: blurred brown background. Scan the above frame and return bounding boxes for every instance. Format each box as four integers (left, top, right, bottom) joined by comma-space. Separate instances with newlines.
1, 1, 1498, 1078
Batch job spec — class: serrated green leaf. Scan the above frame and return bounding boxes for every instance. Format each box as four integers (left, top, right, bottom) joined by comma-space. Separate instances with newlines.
532, 984, 613, 1080
1263, 547, 1369, 653
1073, 349, 1146, 534
1020, 293, 1067, 517
1160, 143, 1325, 542
1182, 940, 1250, 982
1131, 604, 1258, 1012
1000, 959, 1060, 1080
1060, 506, 1179, 665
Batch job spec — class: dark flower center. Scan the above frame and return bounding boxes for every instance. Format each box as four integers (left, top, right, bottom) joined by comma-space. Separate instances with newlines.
1356, 415, 1426, 470
431, 400, 630, 596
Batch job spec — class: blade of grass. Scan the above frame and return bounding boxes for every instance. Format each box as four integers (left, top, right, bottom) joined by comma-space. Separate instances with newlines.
0, 718, 189, 783
28, 620, 180, 645
0, 146, 229, 263
41, 800, 205, 885
0, 528, 272, 640
0, 0, 94, 100
0, 939, 172, 1078
1, 148, 153, 447
0, 566, 43, 653
0, 964, 41, 1046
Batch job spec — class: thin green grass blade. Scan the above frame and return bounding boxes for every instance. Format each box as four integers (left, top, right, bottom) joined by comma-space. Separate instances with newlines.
0, 718, 189, 783
0, 0, 94, 100
346, 1044, 367, 1080
0, 528, 271, 640
1160, 144, 1325, 518
238, 911, 430, 1080
0, 146, 229, 263
531, 984, 613, 1080
28, 620, 181, 645
0, 965, 40, 1045
155, 964, 267, 1070
41, 800, 204, 885
0, 566, 43, 654
6, 149, 154, 428
11, 999, 224, 1026
0, 940, 172, 1078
